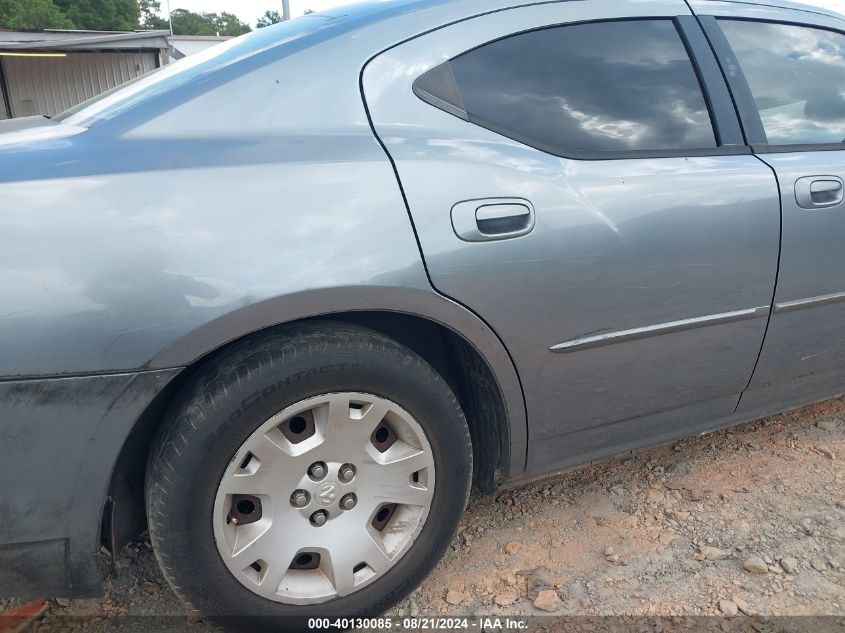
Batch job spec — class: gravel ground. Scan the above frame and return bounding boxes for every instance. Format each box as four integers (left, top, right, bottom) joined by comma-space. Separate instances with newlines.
5, 397, 845, 631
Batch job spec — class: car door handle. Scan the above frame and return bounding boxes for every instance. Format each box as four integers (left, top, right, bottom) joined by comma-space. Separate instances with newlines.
796, 176, 844, 209
451, 198, 535, 242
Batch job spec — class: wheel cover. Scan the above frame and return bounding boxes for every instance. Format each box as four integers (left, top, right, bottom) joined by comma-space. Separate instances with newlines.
212, 392, 436, 605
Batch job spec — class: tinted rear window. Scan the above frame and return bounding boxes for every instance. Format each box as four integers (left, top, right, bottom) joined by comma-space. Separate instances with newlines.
414, 20, 717, 156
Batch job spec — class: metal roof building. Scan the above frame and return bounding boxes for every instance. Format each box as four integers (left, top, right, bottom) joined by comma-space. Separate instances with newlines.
0, 29, 170, 120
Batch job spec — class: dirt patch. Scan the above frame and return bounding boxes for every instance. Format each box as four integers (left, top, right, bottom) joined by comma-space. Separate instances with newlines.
403, 398, 845, 621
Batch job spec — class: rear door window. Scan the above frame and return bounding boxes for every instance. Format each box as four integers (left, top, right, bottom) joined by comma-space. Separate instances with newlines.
413, 19, 717, 157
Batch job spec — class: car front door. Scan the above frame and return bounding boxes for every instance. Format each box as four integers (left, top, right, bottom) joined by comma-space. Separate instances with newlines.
692, 2, 845, 415
363, 0, 781, 475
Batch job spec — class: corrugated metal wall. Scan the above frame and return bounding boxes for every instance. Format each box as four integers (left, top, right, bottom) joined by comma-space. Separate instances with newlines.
0, 67, 8, 120
2, 51, 157, 118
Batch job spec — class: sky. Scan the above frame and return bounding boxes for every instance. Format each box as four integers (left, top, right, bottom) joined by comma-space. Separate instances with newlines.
160, 0, 845, 29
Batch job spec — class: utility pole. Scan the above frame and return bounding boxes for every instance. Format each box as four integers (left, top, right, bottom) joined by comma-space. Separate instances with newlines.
165, 0, 174, 65
282, 0, 291, 21
165, 0, 174, 37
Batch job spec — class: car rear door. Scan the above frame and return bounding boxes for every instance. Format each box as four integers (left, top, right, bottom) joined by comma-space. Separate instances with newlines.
691, 2, 845, 414
363, 0, 781, 475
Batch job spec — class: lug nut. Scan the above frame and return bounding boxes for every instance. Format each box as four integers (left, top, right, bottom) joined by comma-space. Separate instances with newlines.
310, 510, 328, 527
291, 490, 309, 508
308, 461, 327, 481
339, 463, 356, 483
339, 493, 357, 511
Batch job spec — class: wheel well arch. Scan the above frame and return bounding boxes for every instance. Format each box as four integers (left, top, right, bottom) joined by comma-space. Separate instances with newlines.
104, 310, 514, 554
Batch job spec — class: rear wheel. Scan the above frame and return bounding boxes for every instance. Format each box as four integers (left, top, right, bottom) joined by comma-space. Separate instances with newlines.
146, 322, 472, 629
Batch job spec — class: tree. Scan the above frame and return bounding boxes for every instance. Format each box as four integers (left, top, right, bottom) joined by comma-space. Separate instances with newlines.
212, 11, 250, 36
169, 8, 250, 36
256, 10, 282, 28
0, 0, 252, 34
53, 0, 138, 31
137, 0, 167, 29
168, 8, 207, 35
0, 0, 75, 29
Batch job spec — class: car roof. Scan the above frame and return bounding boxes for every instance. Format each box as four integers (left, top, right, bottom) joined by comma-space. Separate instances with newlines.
331, 0, 845, 22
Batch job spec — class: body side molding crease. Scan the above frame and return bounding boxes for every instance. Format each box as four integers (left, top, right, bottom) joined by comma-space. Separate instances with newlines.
774, 291, 845, 314
550, 306, 771, 353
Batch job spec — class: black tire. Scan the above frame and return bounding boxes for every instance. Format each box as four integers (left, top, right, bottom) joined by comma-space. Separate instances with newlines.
146, 321, 472, 630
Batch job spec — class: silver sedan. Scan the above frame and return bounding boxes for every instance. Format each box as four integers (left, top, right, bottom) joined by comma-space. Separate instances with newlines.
1, 0, 844, 628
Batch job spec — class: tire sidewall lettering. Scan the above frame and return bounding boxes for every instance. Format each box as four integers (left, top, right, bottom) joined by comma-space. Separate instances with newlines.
226, 362, 364, 425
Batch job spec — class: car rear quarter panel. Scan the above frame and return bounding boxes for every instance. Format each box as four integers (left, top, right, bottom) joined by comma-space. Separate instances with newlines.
0, 18, 428, 380
0, 137, 423, 376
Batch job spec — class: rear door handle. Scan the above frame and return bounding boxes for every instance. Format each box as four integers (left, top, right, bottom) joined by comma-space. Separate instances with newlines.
451, 198, 535, 242
796, 176, 844, 209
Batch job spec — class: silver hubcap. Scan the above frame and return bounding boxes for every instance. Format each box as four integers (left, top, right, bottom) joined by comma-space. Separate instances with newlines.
212, 392, 436, 604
